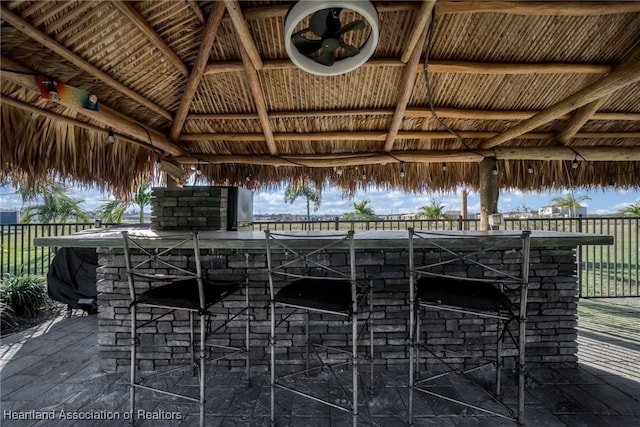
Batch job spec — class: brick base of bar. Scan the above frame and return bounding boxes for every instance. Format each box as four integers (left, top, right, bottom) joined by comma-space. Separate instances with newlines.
96, 248, 578, 373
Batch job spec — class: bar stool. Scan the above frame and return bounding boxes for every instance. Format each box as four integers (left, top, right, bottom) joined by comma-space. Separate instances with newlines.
122, 231, 250, 427
407, 229, 531, 426
264, 230, 374, 427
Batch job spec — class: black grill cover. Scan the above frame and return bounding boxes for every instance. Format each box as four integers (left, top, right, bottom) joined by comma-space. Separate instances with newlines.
47, 247, 98, 308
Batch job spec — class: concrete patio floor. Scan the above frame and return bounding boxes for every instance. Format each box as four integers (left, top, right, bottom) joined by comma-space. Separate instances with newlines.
1, 298, 638, 426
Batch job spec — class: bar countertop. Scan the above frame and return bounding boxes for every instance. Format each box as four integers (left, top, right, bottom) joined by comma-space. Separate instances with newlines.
34, 226, 613, 250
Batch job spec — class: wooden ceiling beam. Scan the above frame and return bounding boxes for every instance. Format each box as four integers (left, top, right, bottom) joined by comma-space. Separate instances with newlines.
383, 3, 434, 152
173, 146, 640, 167
186, 0, 206, 25
238, 43, 278, 155
401, 1, 434, 64
111, 1, 189, 77
1, 59, 186, 157
231, 29, 278, 155
224, 0, 263, 70
236, 2, 421, 21
175, 151, 486, 168
204, 58, 612, 75
186, 107, 640, 122
0, 6, 173, 121
179, 130, 640, 142
229, 2, 639, 20
436, 1, 640, 16
478, 59, 640, 149
553, 41, 640, 144
169, 1, 226, 141
406, 107, 640, 121
495, 146, 640, 162
553, 95, 611, 145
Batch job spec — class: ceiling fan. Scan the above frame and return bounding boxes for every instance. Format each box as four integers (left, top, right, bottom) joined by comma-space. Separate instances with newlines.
284, 1, 379, 76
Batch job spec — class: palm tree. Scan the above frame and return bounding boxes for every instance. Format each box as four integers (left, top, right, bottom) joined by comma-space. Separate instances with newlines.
417, 201, 446, 219
132, 182, 152, 223
283, 182, 321, 222
97, 200, 128, 223
551, 193, 591, 217
20, 182, 89, 223
343, 200, 376, 220
97, 181, 152, 224
620, 202, 640, 216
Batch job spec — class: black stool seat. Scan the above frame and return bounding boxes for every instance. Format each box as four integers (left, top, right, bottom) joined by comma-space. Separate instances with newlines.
275, 278, 352, 314
417, 277, 512, 311
138, 278, 240, 309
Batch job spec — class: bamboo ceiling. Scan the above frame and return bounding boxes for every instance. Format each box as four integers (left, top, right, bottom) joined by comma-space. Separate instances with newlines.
1, 0, 639, 198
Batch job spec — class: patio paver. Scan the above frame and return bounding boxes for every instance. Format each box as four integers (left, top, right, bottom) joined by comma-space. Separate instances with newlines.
1, 298, 638, 426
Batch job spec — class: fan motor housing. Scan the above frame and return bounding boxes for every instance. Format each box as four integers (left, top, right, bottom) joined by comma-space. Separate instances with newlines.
284, 1, 379, 76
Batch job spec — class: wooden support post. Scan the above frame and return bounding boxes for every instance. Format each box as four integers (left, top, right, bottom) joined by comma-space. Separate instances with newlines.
479, 158, 499, 231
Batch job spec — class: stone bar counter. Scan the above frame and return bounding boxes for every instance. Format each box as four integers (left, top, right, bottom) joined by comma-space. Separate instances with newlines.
35, 228, 611, 373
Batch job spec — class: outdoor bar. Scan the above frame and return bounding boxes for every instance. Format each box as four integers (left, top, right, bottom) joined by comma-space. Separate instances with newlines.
35, 226, 612, 373
4, 0, 639, 424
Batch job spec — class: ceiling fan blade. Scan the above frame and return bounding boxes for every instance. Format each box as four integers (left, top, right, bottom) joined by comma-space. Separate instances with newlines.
309, 9, 331, 37
336, 20, 365, 37
310, 8, 342, 37
315, 49, 336, 66
293, 34, 323, 55
338, 41, 360, 57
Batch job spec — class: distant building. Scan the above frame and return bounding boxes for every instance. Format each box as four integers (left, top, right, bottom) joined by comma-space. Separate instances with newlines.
443, 210, 461, 219
538, 205, 587, 217
538, 206, 561, 217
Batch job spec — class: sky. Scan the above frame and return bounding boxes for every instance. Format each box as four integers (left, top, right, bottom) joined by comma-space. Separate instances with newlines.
2, 183, 639, 217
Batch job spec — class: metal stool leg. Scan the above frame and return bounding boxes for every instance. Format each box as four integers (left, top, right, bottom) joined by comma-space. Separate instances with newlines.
369, 280, 374, 396
352, 307, 358, 427
496, 318, 503, 396
245, 253, 251, 384
270, 298, 276, 426
198, 311, 206, 427
129, 304, 137, 425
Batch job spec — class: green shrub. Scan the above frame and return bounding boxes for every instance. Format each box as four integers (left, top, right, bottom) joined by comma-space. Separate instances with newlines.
0, 274, 48, 318
0, 301, 18, 329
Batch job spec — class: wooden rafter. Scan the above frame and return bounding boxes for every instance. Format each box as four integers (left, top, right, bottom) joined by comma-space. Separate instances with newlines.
204, 58, 613, 75
1, 58, 186, 157
179, 130, 640, 142
553, 98, 611, 145
186, 0, 206, 25
186, 107, 640, 122
478, 59, 640, 149
236, 42, 278, 155
401, 1, 434, 63
230, 1, 640, 20
169, 1, 226, 142
235, 2, 421, 21
174, 146, 640, 167
0, 6, 172, 121
495, 147, 640, 162
436, 1, 640, 16
383, 1, 434, 152
224, 0, 263, 70
111, 1, 189, 77
552, 41, 640, 145
176, 151, 486, 167
225, 3, 277, 156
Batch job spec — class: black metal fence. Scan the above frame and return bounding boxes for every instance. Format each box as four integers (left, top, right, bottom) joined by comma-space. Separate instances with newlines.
2, 217, 638, 298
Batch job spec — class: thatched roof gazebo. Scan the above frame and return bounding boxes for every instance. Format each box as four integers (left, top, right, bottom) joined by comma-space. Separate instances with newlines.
2, 1, 639, 226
